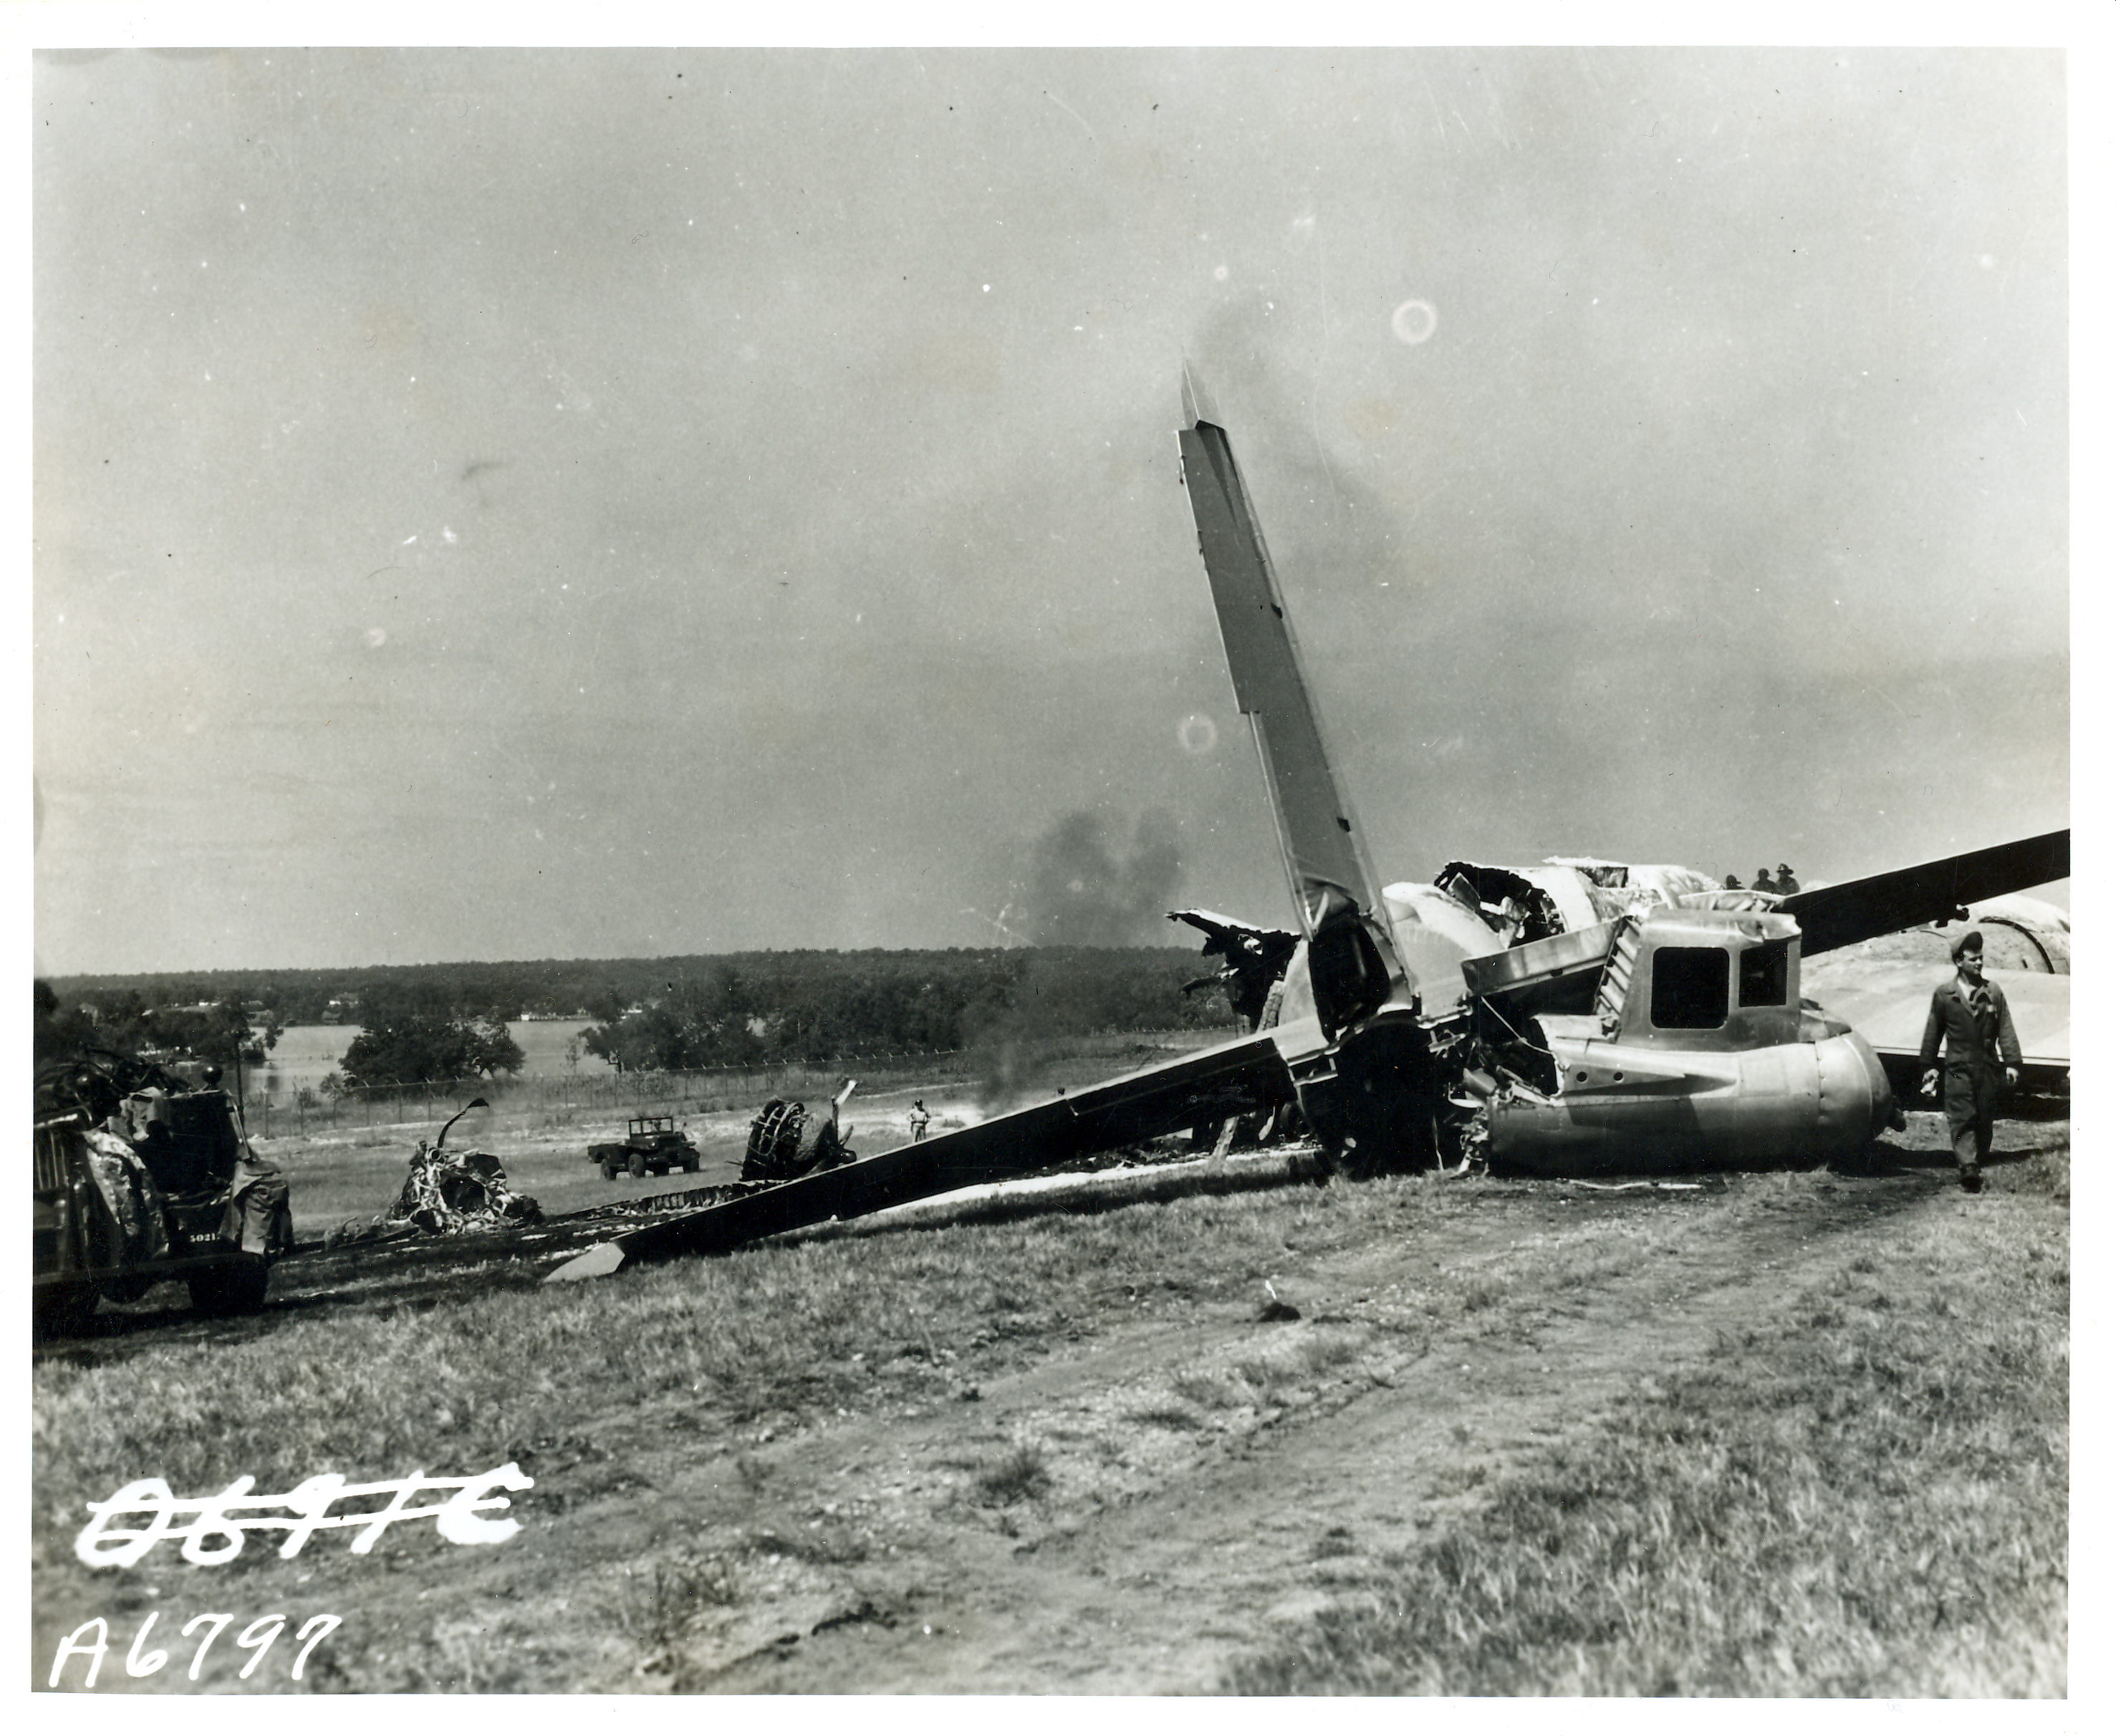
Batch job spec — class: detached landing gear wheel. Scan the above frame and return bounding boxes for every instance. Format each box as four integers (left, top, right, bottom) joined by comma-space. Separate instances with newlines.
189, 1253, 271, 1317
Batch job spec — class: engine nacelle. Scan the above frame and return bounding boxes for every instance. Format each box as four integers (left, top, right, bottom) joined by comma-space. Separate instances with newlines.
1485, 1028, 1896, 1174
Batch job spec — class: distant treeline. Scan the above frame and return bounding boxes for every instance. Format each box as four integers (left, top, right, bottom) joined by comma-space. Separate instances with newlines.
44, 947, 1236, 1070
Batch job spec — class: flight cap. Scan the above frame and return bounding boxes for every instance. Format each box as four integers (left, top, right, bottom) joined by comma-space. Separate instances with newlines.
1951, 930, 1985, 963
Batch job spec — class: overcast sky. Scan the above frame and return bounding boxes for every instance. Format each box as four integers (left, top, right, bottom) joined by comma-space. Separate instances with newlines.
32, 45, 2071, 975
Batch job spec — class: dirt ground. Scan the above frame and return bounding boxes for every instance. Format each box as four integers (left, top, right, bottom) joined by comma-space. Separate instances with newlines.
640, 1132, 2019, 1693
34, 1103, 2065, 1694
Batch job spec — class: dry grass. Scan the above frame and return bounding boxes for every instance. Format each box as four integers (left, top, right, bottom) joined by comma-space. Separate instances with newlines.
974, 1445, 1054, 1507
1224, 1183, 2069, 1696
32, 1177, 1396, 1550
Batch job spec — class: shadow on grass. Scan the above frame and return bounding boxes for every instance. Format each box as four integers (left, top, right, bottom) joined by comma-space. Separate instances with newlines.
1834, 1130, 2066, 1181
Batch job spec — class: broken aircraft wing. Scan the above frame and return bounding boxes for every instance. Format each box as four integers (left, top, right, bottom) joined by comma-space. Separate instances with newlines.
545, 1030, 1292, 1280
1779, 829, 2069, 957
1798, 959, 2069, 1091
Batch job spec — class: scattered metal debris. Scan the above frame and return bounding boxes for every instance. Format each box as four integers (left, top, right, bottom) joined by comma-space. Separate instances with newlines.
741, 1079, 860, 1183
324, 1101, 541, 1248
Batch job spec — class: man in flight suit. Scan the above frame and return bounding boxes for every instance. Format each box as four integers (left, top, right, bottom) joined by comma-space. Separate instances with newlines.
1918, 930, 2021, 1193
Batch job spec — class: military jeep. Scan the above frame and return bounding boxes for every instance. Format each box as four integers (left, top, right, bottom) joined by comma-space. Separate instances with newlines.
587, 1114, 701, 1180
34, 1054, 294, 1336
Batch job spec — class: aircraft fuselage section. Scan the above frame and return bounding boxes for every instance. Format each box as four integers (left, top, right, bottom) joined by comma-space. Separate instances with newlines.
1486, 1020, 1894, 1173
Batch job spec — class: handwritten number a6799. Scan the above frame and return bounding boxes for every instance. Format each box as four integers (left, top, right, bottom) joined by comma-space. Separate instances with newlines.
48, 1611, 341, 1688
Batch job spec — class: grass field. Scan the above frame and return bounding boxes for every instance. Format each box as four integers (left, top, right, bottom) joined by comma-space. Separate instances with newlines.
32, 1108, 2068, 1694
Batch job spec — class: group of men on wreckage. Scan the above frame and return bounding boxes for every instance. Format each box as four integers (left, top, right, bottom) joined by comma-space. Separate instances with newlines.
1723, 864, 1802, 894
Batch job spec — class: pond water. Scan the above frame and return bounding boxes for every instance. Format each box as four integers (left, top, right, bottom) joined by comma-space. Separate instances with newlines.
251, 1020, 616, 1094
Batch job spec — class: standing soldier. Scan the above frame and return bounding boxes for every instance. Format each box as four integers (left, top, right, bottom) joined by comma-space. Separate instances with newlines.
1773, 863, 1801, 894
1750, 868, 1776, 892
909, 1099, 930, 1142
1918, 931, 2021, 1193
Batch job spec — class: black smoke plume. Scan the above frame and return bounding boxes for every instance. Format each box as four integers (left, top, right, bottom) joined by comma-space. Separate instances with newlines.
973, 811, 1189, 1104
1024, 811, 1184, 947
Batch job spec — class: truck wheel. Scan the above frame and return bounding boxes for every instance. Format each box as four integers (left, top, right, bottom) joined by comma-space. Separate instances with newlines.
189, 1254, 271, 1318
600, 1159, 617, 1180
628, 1152, 646, 1179
682, 1154, 699, 1172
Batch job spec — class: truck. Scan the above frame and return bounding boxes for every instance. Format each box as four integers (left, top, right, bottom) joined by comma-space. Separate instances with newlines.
34, 1053, 294, 1336
587, 1114, 701, 1180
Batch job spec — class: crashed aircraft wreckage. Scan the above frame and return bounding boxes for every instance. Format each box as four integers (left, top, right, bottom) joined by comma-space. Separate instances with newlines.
326, 1098, 544, 1248
547, 373, 2067, 1281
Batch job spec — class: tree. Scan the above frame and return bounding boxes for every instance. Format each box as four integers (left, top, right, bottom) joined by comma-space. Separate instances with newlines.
579, 968, 766, 1074
33, 979, 99, 1065
243, 1006, 285, 1064
110, 994, 266, 1070
341, 1013, 524, 1087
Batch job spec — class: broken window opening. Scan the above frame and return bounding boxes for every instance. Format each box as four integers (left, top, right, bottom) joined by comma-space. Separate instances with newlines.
1648, 947, 1729, 1031
1738, 942, 1790, 1009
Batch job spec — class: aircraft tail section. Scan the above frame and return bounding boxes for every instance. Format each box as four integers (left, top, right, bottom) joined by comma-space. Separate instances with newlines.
1177, 370, 1382, 936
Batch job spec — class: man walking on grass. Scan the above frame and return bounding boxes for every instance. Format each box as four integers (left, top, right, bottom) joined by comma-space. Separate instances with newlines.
1919, 930, 2021, 1193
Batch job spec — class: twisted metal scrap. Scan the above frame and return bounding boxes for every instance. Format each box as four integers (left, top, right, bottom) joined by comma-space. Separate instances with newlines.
327, 1142, 542, 1248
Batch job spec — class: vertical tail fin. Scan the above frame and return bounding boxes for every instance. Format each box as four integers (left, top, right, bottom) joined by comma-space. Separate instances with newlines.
1177, 367, 1383, 939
